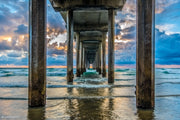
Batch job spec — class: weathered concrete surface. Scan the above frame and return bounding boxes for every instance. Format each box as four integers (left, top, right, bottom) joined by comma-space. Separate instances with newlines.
136, 0, 155, 109
50, 0, 125, 11
80, 42, 84, 75
98, 44, 102, 74
83, 48, 86, 72
95, 50, 99, 72
81, 47, 85, 74
29, 0, 47, 107
102, 32, 107, 77
76, 33, 81, 77
108, 9, 115, 83
79, 42, 82, 75
67, 10, 74, 82
60, 10, 109, 32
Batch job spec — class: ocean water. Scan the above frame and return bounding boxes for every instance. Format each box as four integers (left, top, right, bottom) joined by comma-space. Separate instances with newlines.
0, 68, 180, 120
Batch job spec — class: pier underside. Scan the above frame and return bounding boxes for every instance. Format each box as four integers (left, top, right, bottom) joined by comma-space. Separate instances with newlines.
51, 2, 125, 82
29, 0, 155, 109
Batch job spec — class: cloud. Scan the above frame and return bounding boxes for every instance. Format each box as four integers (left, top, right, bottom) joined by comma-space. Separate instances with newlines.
7, 51, 22, 58
47, 1, 66, 33
156, 2, 180, 34
47, 55, 66, 66
47, 49, 65, 56
0, 40, 12, 50
14, 24, 28, 34
155, 29, 180, 65
0, 50, 28, 65
155, 0, 180, 13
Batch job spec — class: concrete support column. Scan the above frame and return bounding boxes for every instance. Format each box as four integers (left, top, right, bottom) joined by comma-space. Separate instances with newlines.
29, 0, 47, 107
102, 33, 106, 77
85, 55, 88, 69
81, 47, 85, 74
96, 50, 99, 73
108, 9, 115, 83
67, 10, 74, 82
136, 0, 155, 109
79, 42, 82, 75
93, 61, 96, 69
81, 44, 84, 74
76, 33, 81, 77
84, 50, 87, 72
99, 44, 102, 74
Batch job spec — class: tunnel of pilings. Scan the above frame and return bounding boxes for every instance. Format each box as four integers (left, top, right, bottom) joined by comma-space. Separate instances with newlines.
29, 0, 155, 109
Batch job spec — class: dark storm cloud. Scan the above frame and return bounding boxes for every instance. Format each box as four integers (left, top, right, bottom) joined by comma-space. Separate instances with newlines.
0, 7, 13, 26
0, 41, 11, 50
123, 26, 136, 33
121, 34, 135, 39
47, 55, 66, 66
14, 24, 28, 34
115, 41, 136, 65
121, 26, 136, 39
7, 52, 22, 57
0, 0, 28, 37
0, 28, 5, 35
115, 28, 180, 65
47, 48, 65, 56
115, 23, 121, 35
0, 37, 28, 51
47, 1, 66, 33
155, 29, 180, 65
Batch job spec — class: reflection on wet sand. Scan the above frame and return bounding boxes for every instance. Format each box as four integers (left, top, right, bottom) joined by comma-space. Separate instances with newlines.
137, 109, 155, 120
26, 84, 155, 120
66, 84, 118, 120
28, 107, 46, 120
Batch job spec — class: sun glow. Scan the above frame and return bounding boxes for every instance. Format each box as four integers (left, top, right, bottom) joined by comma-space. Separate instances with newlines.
0, 36, 12, 42
7, 37, 12, 42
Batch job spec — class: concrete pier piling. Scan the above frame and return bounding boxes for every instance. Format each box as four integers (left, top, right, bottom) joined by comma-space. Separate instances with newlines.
98, 43, 102, 74
96, 50, 99, 73
82, 47, 85, 73
136, 0, 155, 109
81, 43, 84, 75
108, 9, 115, 83
67, 10, 74, 82
76, 32, 81, 77
79, 42, 83, 75
102, 33, 107, 77
29, 0, 47, 107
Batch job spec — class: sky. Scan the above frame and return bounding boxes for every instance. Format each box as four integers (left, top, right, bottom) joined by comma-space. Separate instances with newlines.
0, 0, 180, 67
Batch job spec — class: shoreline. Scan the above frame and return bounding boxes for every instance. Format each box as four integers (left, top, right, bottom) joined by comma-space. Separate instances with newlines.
1, 64, 180, 69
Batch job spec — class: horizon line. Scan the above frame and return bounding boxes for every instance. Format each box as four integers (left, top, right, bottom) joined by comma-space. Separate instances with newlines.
0, 64, 180, 68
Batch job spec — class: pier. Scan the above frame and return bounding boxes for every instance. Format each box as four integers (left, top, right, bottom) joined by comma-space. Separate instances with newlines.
29, 0, 155, 109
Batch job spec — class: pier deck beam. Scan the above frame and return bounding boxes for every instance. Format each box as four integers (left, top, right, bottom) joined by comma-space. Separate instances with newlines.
76, 32, 81, 77
67, 10, 74, 82
136, 0, 155, 109
29, 0, 47, 107
108, 9, 115, 83
102, 33, 106, 77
